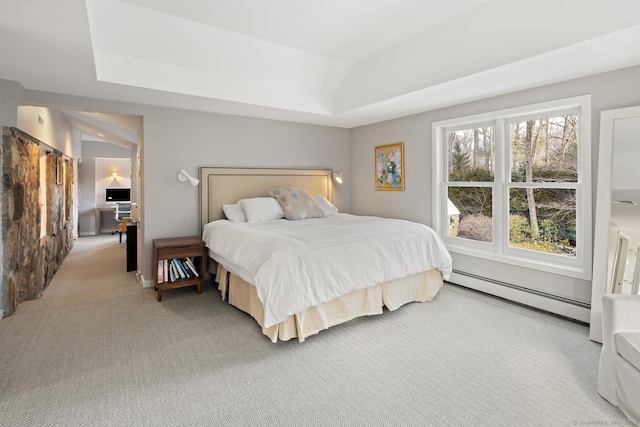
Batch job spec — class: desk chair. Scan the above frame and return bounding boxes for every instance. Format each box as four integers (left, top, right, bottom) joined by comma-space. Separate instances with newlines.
111, 202, 131, 242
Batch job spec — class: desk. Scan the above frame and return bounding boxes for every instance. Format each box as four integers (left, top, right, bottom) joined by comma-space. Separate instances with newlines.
95, 207, 116, 235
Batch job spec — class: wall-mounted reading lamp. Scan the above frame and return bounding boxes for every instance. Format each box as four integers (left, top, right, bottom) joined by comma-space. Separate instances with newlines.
333, 172, 343, 184
112, 172, 118, 181
177, 170, 199, 187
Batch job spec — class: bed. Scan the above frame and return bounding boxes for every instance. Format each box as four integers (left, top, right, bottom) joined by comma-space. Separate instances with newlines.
199, 167, 452, 342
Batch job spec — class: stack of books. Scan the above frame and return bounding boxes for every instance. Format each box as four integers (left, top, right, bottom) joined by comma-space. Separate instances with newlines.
157, 257, 199, 284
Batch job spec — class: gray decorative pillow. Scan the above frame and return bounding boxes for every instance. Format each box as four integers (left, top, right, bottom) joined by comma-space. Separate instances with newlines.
314, 195, 338, 216
268, 187, 324, 220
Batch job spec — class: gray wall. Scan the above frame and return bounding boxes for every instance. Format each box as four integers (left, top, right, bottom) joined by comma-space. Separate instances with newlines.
82, 140, 131, 158
78, 159, 96, 235
142, 107, 351, 233
0, 79, 21, 127
349, 65, 640, 304
16, 106, 80, 159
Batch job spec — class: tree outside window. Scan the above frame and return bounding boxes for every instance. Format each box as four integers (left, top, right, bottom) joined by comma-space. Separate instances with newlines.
446, 114, 578, 258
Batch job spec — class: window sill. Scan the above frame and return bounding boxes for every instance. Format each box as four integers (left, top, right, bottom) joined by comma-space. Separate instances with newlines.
446, 243, 591, 281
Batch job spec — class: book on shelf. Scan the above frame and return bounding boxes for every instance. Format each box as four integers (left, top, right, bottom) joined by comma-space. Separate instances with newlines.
177, 258, 190, 278
174, 261, 181, 281
169, 261, 177, 282
158, 257, 200, 283
172, 259, 186, 279
157, 260, 164, 284
184, 257, 200, 277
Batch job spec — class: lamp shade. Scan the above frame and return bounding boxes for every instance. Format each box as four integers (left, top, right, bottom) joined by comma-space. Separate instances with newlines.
333, 172, 343, 184
177, 170, 199, 187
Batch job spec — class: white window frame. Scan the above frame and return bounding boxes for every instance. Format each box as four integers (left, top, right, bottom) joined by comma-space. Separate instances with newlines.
432, 95, 592, 280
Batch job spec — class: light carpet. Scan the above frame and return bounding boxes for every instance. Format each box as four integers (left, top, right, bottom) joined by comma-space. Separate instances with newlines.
0, 235, 627, 426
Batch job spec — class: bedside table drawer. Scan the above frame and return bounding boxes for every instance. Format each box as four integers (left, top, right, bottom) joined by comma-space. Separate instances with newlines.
157, 243, 203, 259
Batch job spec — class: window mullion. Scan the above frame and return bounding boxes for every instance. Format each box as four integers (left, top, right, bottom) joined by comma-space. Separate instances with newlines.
439, 127, 448, 237
493, 118, 507, 255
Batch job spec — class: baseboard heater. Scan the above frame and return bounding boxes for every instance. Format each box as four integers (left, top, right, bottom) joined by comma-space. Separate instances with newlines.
449, 269, 591, 323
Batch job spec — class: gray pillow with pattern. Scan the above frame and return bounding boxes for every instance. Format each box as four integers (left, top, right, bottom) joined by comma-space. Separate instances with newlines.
268, 187, 325, 220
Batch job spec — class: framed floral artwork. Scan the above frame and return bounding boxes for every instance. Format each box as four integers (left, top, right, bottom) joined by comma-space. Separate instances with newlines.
375, 143, 404, 190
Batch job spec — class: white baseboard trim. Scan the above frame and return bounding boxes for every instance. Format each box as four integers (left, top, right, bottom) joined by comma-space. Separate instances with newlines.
449, 272, 591, 323
141, 275, 154, 289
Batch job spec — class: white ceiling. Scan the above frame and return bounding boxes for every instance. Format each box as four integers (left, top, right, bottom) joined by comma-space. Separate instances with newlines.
61, 111, 140, 148
1, 0, 640, 128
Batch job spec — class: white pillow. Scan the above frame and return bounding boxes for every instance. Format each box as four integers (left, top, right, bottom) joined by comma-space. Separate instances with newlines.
315, 195, 338, 217
238, 197, 285, 222
222, 203, 247, 222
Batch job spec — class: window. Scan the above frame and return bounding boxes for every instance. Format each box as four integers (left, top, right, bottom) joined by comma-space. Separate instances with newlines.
433, 96, 591, 279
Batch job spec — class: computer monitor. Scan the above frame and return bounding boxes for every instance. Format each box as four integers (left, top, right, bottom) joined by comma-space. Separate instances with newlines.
106, 188, 130, 202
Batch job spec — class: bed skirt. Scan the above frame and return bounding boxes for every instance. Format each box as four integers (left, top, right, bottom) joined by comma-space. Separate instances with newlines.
213, 262, 443, 343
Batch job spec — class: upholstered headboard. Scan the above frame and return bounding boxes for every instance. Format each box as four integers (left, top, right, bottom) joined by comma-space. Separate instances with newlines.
199, 167, 333, 230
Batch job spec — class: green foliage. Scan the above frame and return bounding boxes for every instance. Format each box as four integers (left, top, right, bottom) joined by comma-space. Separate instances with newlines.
508, 215, 573, 256
509, 215, 531, 243
508, 186, 576, 246
510, 164, 577, 183
449, 166, 493, 182
448, 188, 492, 216
448, 167, 494, 216
449, 137, 471, 171
540, 219, 558, 243
510, 240, 567, 255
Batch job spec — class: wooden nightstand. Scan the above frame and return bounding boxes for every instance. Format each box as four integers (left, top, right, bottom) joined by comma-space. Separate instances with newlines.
152, 236, 205, 302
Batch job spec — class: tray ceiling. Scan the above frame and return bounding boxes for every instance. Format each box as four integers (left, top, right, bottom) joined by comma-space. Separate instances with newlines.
1, 0, 640, 127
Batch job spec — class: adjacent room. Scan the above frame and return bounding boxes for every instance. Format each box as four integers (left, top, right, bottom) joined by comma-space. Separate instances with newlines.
1, 0, 640, 425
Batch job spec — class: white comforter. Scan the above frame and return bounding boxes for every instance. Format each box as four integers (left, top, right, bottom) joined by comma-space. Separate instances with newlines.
202, 214, 452, 327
